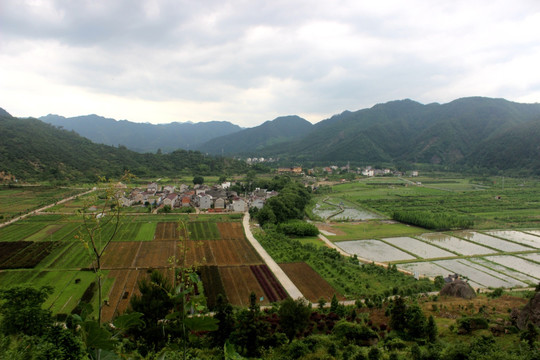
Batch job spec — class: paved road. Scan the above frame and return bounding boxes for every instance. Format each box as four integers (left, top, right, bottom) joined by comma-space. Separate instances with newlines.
0, 188, 95, 229
242, 213, 304, 300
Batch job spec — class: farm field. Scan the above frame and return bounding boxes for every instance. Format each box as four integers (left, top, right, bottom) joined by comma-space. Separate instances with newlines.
313, 176, 540, 229
336, 239, 417, 262
0, 185, 86, 220
328, 227, 540, 289
0, 212, 284, 318
278, 262, 341, 302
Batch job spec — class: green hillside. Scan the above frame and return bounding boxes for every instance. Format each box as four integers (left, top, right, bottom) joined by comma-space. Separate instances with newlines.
0, 115, 247, 181
257, 97, 540, 172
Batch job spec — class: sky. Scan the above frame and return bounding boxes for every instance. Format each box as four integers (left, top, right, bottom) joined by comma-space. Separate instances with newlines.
1, 1, 540, 127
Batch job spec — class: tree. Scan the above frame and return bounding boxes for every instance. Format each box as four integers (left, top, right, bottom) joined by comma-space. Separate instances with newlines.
193, 176, 204, 185
278, 298, 311, 342
389, 297, 407, 333
0, 286, 85, 360
212, 294, 235, 348
232, 292, 267, 357
426, 315, 438, 343
0, 286, 53, 336
129, 270, 175, 352
78, 172, 133, 324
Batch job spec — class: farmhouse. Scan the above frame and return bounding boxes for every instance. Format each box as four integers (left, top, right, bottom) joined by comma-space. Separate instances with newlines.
163, 193, 178, 207
197, 193, 213, 210
231, 197, 246, 212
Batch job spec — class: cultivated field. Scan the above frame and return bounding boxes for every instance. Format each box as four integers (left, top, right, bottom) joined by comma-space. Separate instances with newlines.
278, 262, 342, 302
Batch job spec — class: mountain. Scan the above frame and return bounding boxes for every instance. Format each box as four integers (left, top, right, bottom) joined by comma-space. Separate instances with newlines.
0, 114, 247, 181
196, 115, 314, 155
254, 97, 540, 173
39, 114, 242, 153
0, 107, 12, 118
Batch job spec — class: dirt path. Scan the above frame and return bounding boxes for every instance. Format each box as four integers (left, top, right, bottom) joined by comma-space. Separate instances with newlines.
0, 188, 95, 228
242, 213, 304, 300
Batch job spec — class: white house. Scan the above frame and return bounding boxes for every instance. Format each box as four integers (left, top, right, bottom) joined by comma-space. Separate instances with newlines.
163, 185, 176, 193
147, 182, 159, 193
198, 194, 213, 210
231, 198, 246, 212
250, 198, 265, 209
214, 197, 226, 209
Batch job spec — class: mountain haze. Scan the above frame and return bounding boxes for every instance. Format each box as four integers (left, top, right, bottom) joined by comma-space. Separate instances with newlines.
196, 115, 314, 155
40, 114, 242, 153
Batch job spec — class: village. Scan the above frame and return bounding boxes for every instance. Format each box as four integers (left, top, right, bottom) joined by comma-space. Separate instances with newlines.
118, 181, 278, 213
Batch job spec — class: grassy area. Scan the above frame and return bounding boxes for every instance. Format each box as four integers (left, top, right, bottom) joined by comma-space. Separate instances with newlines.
312, 176, 540, 230
0, 185, 87, 220
330, 221, 425, 241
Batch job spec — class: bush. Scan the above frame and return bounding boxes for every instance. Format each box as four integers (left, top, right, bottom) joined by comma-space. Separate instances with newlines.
277, 220, 319, 237
457, 316, 489, 334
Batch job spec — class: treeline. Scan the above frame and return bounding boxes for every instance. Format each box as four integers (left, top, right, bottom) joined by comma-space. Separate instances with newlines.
392, 210, 474, 230
0, 115, 248, 182
252, 178, 312, 227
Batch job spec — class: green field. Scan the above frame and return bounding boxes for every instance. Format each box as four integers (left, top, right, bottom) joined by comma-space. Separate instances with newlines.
311, 176, 540, 230
0, 185, 87, 219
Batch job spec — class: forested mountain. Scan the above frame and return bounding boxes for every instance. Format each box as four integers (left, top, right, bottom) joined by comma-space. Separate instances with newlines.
255, 97, 540, 173
196, 115, 314, 155
40, 114, 242, 153
0, 115, 247, 181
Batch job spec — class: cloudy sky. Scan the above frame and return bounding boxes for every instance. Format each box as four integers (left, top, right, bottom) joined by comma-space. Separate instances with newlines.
1, 0, 540, 127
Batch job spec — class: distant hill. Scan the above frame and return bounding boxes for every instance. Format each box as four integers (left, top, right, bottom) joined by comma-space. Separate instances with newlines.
0, 107, 11, 118
196, 115, 314, 155
40, 114, 242, 153
0, 115, 247, 181
254, 97, 540, 173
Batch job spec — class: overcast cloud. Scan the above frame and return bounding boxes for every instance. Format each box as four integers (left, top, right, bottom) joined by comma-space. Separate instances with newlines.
1, 0, 539, 127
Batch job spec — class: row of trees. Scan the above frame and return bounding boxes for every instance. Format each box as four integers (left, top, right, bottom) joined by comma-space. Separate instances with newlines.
391, 210, 474, 230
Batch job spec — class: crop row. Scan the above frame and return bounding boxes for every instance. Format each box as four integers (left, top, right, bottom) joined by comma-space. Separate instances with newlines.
0, 241, 59, 269
199, 265, 227, 310
188, 222, 220, 241
250, 265, 287, 303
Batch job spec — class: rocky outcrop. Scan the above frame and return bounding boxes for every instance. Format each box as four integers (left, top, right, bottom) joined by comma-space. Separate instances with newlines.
512, 291, 540, 330
439, 279, 476, 300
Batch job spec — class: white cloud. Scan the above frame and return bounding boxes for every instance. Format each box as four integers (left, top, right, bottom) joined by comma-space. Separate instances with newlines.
1, 0, 540, 127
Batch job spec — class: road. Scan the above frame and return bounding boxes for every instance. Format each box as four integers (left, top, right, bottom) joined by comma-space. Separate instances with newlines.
0, 188, 95, 229
242, 213, 304, 300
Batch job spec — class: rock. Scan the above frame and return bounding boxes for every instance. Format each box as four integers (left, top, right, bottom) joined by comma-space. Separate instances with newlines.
515, 291, 540, 330
439, 279, 476, 300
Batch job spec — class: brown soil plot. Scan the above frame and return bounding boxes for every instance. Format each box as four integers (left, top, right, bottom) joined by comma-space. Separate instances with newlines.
217, 222, 245, 240
279, 262, 342, 302
208, 239, 262, 266
154, 222, 179, 241
101, 242, 142, 269
134, 241, 177, 268
219, 266, 269, 307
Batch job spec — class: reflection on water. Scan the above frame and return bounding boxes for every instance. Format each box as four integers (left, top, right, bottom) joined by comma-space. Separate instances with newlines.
312, 202, 381, 220
418, 233, 493, 255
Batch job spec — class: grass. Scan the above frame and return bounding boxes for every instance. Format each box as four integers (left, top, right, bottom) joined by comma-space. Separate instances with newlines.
134, 222, 157, 241
0, 186, 87, 220
330, 221, 426, 241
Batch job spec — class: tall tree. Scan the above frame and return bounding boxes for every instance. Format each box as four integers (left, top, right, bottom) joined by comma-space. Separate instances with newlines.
278, 298, 311, 342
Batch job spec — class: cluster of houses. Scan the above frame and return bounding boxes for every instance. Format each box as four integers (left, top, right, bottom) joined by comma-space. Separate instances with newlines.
310, 165, 417, 177
118, 182, 278, 212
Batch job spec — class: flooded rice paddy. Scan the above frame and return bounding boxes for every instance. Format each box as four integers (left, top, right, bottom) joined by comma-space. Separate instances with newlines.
333, 228, 540, 289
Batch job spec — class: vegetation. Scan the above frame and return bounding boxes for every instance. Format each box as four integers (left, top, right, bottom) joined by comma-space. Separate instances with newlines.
0, 115, 248, 181
391, 210, 474, 230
